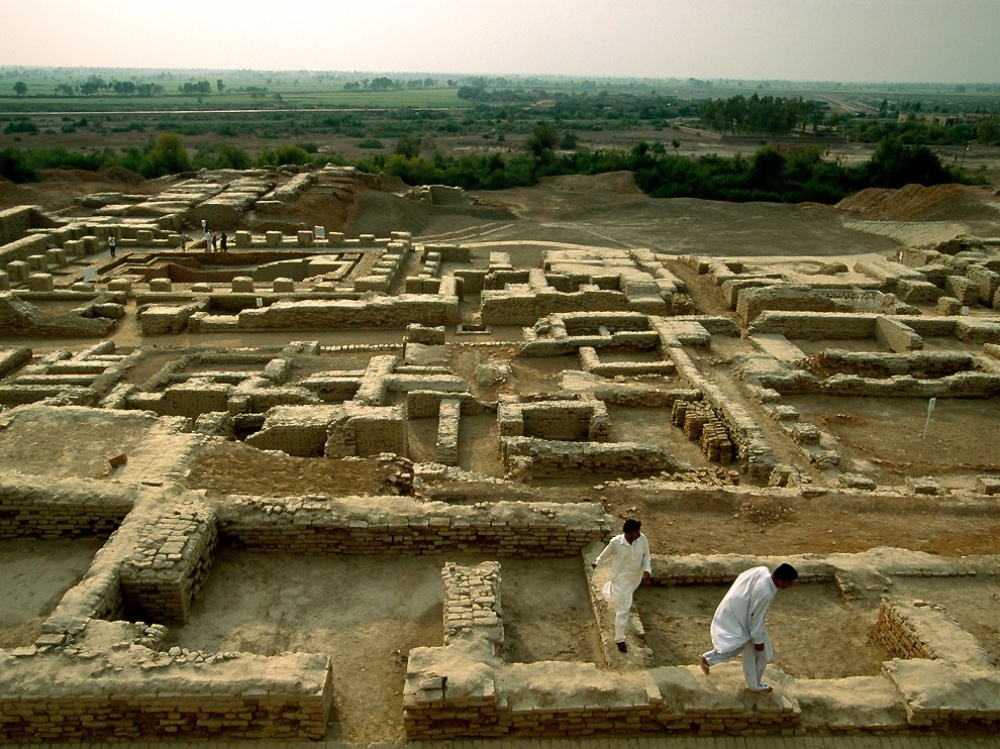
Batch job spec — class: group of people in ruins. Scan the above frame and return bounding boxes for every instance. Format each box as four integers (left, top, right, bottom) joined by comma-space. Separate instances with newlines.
592, 518, 798, 694
201, 229, 228, 253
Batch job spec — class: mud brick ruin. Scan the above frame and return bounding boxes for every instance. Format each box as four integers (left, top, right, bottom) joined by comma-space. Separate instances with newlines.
1, 165, 999, 742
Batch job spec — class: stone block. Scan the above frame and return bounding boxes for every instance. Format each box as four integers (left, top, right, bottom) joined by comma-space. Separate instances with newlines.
63, 239, 85, 257
944, 275, 978, 304
45, 248, 68, 267
27, 254, 49, 271
265, 231, 283, 247
5, 260, 30, 283
839, 472, 877, 490
907, 476, 941, 495
896, 278, 941, 303
27, 273, 54, 292
273, 277, 295, 292
235, 230, 253, 248
149, 278, 173, 292
975, 475, 1000, 495
297, 230, 313, 247
232, 276, 255, 293
108, 278, 133, 294
407, 323, 447, 345
935, 296, 962, 315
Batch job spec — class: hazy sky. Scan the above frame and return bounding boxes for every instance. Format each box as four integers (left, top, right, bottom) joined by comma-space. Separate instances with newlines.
1, 0, 997, 83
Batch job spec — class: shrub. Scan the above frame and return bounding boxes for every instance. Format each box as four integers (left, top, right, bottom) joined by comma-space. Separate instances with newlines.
258, 145, 311, 166
3, 119, 38, 135
142, 133, 193, 177
0, 149, 38, 182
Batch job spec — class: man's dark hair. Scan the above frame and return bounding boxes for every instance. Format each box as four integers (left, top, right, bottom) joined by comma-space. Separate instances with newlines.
622, 518, 641, 534
773, 563, 798, 582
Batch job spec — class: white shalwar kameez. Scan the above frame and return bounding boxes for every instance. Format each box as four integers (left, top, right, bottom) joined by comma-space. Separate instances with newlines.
702, 565, 777, 691
594, 533, 651, 643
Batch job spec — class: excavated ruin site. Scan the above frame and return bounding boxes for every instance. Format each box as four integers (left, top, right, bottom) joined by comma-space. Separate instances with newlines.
1, 165, 1000, 743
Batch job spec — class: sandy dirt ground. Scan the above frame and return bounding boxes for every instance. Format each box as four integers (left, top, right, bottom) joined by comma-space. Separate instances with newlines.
0, 405, 158, 480
638, 582, 890, 678
0, 538, 106, 648
164, 550, 598, 742
891, 576, 1000, 666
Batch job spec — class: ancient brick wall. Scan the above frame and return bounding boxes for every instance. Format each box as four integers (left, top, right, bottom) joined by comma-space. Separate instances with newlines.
501, 436, 681, 478
0, 651, 332, 742
215, 498, 610, 557
0, 478, 131, 540
749, 311, 879, 340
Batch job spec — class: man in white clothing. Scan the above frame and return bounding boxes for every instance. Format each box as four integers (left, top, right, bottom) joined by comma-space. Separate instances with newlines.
591, 518, 652, 653
699, 563, 798, 693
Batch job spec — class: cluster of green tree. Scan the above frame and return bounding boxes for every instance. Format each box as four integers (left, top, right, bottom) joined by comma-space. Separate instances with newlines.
343, 77, 438, 91
630, 140, 960, 203
3, 118, 38, 135
0, 133, 331, 182
357, 130, 970, 201
41, 74, 166, 97
842, 117, 1000, 147
178, 80, 213, 97
698, 94, 823, 135
0, 129, 976, 207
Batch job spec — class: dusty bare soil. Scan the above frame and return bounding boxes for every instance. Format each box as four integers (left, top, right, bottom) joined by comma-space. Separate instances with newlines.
639, 582, 890, 678
0, 538, 106, 648
0, 404, 158, 480
786, 394, 1000, 485
184, 440, 394, 498
892, 577, 1000, 665
165, 550, 597, 742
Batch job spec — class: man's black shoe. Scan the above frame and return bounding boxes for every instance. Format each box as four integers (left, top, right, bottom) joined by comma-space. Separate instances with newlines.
616, 641, 627, 653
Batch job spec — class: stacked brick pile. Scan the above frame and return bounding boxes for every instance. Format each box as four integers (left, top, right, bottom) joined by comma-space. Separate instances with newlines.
442, 561, 503, 649
671, 399, 735, 464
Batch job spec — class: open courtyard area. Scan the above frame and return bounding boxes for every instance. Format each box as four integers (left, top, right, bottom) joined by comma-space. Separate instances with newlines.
1, 163, 1000, 744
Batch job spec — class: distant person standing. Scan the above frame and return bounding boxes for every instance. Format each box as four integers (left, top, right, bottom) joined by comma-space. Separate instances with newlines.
108, 234, 116, 258
591, 518, 652, 653
211, 232, 218, 252
700, 563, 798, 693
203, 229, 212, 252
220, 232, 228, 252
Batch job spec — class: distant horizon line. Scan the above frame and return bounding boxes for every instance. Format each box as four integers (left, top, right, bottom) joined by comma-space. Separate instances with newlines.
0, 64, 992, 88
